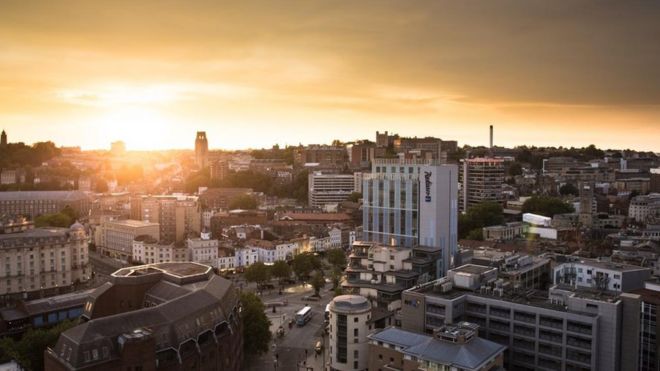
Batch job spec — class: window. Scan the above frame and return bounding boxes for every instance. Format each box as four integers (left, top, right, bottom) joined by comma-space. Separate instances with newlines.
354, 317, 358, 322
354, 328, 358, 336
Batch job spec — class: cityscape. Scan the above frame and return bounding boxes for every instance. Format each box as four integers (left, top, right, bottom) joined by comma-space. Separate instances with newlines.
1, 2, 660, 371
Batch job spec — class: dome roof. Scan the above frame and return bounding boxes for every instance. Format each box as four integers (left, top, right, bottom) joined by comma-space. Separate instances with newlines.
70, 221, 85, 231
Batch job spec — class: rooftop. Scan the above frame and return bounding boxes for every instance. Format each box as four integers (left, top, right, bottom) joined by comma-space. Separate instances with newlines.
331, 295, 371, 313
0, 191, 90, 201
107, 219, 159, 228
369, 327, 506, 370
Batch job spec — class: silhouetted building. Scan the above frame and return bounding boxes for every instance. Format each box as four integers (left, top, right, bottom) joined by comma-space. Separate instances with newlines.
45, 262, 242, 371
195, 131, 209, 169
110, 141, 125, 156
0, 129, 6, 146
0, 191, 91, 219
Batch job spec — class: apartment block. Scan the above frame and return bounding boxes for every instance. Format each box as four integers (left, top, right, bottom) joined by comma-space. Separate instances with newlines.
343, 241, 442, 311
460, 158, 505, 212
136, 195, 201, 243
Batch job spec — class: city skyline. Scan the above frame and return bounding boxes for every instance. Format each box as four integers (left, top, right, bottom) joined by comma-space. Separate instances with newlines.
1, 1, 659, 151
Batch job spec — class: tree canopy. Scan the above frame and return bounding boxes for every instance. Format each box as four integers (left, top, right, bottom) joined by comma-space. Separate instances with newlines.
240, 292, 272, 356
0, 320, 75, 370
458, 201, 504, 239
228, 194, 258, 210
326, 249, 347, 270
559, 183, 579, 196
244, 262, 271, 287
271, 260, 291, 283
292, 253, 321, 282
522, 196, 575, 217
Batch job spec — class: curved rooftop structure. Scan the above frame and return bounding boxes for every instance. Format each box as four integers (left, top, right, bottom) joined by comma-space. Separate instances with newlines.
45, 262, 242, 371
330, 294, 371, 313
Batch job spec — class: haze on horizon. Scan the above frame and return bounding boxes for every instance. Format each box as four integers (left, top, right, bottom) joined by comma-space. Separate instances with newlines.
1, 0, 659, 152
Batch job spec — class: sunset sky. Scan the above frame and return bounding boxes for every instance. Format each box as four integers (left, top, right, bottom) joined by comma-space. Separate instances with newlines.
1, 1, 659, 151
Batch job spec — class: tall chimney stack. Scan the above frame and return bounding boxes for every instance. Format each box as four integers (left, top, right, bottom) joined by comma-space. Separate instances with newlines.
489, 125, 493, 149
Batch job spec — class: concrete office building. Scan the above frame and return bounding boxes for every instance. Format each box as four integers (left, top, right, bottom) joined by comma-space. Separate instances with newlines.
362, 159, 458, 277
0, 221, 90, 300
459, 158, 505, 212
308, 172, 356, 208
328, 295, 372, 371
553, 258, 651, 293
400, 264, 641, 371
368, 323, 506, 371
0, 191, 91, 219
194, 131, 209, 169
96, 219, 160, 261
45, 262, 242, 371
624, 281, 660, 371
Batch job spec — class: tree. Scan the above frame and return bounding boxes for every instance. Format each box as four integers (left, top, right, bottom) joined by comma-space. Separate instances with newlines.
0, 320, 75, 370
244, 262, 271, 288
522, 196, 575, 217
271, 260, 291, 285
228, 194, 258, 210
458, 202, 504, 239
292, 253, 313, 282
330, 267, 343, 289
34, 212, 74, 228
61, 205, 78, 221
240, 292, 272, 356
507, 162, 523, 177
327, 249, 346, 270
559, 183, 579, 196
347, 192, 362, 203
292, 253, 321, 282
310, 271, 325, 297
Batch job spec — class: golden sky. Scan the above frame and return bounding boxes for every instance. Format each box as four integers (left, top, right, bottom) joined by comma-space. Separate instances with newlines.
1, 1, 659, 151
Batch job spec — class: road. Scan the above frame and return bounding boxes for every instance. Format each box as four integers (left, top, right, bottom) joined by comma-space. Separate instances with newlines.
244, 284, 333, 371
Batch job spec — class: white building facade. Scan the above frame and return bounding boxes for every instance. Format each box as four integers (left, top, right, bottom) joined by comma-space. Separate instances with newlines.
362, 159, 458, 276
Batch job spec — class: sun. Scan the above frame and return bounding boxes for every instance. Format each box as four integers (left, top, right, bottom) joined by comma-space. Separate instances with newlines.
93, 105, 177, 151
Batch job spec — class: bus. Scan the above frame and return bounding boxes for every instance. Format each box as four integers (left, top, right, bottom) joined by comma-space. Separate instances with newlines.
295, 306, 313, 326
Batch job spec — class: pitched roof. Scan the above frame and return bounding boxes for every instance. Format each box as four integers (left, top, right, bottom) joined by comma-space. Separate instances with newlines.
369, 327, 506, 370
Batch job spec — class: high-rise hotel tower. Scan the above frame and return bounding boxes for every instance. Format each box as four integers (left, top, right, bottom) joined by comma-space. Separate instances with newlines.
362, 159, 458, 277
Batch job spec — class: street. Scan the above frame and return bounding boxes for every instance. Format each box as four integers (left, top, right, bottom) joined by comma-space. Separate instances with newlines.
244, 283, 333, 371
